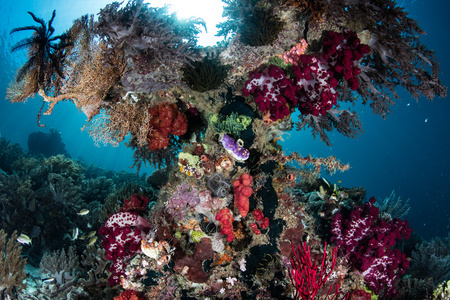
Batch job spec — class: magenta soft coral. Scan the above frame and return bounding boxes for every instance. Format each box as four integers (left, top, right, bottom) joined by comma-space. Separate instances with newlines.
322, 30, 371, 91
99, 212, 150, 285
243, 30, 370, 119
331, 197, 412, 296
242, 65, 296, 121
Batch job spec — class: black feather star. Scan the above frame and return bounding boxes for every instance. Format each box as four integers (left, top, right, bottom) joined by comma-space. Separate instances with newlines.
10, 10, 71, 86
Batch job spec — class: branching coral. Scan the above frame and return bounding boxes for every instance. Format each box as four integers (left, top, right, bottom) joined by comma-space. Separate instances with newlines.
0, 230, 27, 298
40, 246, 79, 286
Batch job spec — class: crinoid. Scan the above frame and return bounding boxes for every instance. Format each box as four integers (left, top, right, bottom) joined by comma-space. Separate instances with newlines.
181, 53, 231, 93
10, 10, 71, 100
239, 7, 284, 47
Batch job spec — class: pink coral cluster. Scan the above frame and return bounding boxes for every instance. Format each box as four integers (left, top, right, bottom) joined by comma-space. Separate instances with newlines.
216, 208, 234, 243
147, 102, 188, 151
99, 212, 151, 285
233, 173, 253, 218
279, 39, 308, 66
242, 65, 296, 121
331, 197, 412, 296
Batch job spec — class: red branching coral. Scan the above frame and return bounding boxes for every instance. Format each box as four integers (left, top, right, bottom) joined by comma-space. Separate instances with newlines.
147, 102, 188, 151
233, 173, 253, 218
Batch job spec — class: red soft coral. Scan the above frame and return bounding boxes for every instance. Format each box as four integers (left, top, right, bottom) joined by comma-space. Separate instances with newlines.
120, 193, 150, 214
147, 102, 188, 151
233, 173, 253, 218
216, 208, 234, 242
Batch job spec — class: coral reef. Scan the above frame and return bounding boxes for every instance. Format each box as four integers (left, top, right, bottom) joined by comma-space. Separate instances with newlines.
5, 0, 448, 299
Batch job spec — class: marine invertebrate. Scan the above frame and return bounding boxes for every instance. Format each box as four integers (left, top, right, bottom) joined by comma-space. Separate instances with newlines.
331, 197, 412, 296
209, 112, 252, 136
324, 0, 447, 116
409, 234, 450, 284
120, 193, 150, 214
9, 10, 71, 102
243, 64, 296, 121
96, 0, 203, 93
173, 237, 214, 283
0, 230, 27, 298
99, 211, 150, 285
100, 212, 150, 261
114, 289, 146, 300
147, 102, 188, 151
182, 54, 231, 92
233, 173, 253, 218
216, 208, 234, 243
239, 7, 284, 47
207, 173, 231, 198
279, 39, 309, 66
289, 242, 343, 300
166, 182, 201, 222
219, 133, 250, 161
40, 246, 79, 286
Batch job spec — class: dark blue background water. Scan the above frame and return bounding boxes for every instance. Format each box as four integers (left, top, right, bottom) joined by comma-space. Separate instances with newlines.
0, 0, 448, 240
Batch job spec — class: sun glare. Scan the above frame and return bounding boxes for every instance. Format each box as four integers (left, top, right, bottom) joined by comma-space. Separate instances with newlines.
147, 0, 226, 46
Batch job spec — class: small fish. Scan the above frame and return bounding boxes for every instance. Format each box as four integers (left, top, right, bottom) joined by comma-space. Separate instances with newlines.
71, 228, 79, 241
86, 236, 98, 247
425, 118, 428, 123
321, 177, 330, 187
87, 223, 92, 229
77, 209, 89, 216
42, 277, 56, 283
17, 233, 32, 245
86, 231, 96, 238
407, 103, 410, 106
337, 180, 342, 183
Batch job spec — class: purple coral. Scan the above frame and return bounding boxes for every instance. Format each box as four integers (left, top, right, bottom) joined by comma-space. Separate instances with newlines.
331, 197, 412, 296
167, 182, 200, 221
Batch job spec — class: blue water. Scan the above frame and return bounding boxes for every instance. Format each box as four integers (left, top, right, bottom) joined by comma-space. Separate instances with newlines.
0, 0, 449, 241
